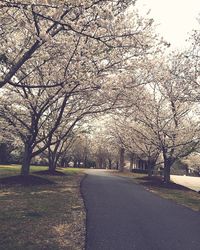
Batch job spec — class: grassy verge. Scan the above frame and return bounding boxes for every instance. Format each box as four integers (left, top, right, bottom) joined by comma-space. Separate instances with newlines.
0, 165, 86, 250
113, 171, 200, 212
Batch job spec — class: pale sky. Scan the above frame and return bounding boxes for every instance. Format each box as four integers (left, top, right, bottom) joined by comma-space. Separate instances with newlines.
136, 0, 200, 49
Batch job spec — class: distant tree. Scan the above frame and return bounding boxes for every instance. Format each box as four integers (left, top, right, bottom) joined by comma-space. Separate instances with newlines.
110, 114, 160, 176
0, 143, 9, 164
0, 118, 23, 164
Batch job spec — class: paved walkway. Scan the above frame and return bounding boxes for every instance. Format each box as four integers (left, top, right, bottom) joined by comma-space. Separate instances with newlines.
82, 169, 200, 250
171, 175, 200, 192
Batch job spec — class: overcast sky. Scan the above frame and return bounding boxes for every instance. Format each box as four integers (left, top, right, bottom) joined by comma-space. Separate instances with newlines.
136, 0, 200, 49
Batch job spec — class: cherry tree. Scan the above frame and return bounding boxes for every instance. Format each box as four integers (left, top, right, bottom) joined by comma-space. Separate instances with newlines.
0, 0, 157, 89
44, 106, 103, 173
107, 52, 200, 182
136, 82, 200, 183
110, 114, 160, 176
0, 74, 124, 175
0, 84, 81, 175
0, 0, 164, 177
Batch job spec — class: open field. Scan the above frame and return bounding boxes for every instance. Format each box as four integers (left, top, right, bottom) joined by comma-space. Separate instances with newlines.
0, 165, 86, 250
112, 171, 200, 212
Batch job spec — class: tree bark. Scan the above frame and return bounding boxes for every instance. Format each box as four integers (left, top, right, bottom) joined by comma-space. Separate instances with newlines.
108, 158, 112, 169
116, 161, 119, 170
48, 149, 56, 173
148, 163, 152, 177
21, 143, 32, 176
49, 159, 57, 173
163, 151, 174, 183
96, 157, 103, 169
119, 147, 125, 172
77, 160, 81, 168
129, 153, 134, 172
163, 162, 171, 183
84, 156, 88, 168
147, 158, 155, 177
74, 159, 78, 168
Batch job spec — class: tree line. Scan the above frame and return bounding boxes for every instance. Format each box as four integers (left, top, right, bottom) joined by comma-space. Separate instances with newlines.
0, 0, 200, 183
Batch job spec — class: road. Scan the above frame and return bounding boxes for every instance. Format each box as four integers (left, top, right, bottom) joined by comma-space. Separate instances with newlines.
171, 175, 200, 192
81, 170, 200, 250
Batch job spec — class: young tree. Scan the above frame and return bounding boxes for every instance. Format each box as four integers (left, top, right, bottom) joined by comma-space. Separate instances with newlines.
46, 131, 75, 172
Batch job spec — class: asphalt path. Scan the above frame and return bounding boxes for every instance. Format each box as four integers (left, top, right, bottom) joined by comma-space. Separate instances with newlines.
81, 170, 200, 250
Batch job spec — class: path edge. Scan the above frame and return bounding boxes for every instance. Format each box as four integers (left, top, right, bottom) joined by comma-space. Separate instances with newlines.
80, 173, 89, 250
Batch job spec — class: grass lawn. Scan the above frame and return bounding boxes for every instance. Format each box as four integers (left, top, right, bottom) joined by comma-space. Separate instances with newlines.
0, 165, 48, 177
0, 165, 86, 250
113, 171, 200, 212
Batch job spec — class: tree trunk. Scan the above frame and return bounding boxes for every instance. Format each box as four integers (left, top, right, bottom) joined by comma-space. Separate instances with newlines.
60, 157, 66, 168
73, 159, 78, 168
163, 151, 174, 183
97, 157, 103, 169
108, 159, 112, 169
147, 158, 155, 177
0, 143, 9, 164
138, 159, 141, 169
148, 163, 152, 177
116, 161, 119, 170
49, 160, 57, 173
119, 147, 125, 172
48, 149, 57, 173
21, 143, 32, 176
163, 162, 171, 183
84, 156, 87, 168
129, 153, 134, 172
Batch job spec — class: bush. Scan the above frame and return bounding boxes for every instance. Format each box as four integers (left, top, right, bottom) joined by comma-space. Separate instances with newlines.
132, 169, 148, 174
0, 143, 9, 164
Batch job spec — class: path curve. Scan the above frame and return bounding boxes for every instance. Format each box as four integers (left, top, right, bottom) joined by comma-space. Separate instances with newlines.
82, 169, 200, 250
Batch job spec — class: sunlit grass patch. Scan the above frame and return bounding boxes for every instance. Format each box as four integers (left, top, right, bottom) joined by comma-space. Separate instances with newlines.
0, 164, 21, 177
0, 164, 49, 178
0, 165, 84, 177
61, 167, 85, 174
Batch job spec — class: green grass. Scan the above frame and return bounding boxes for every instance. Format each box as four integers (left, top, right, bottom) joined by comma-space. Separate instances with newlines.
147, 186, 200, 212
0, 164, 49, 177
114, 171, 200, 212
0, 165, 86, 250
0, 164, 84, 176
